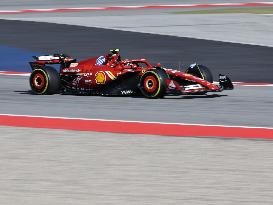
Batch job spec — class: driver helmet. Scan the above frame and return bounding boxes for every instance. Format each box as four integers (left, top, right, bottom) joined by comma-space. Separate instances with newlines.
110, 48, 120, 54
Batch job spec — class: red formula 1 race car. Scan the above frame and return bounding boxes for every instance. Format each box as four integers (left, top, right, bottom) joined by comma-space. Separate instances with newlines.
29, 52, 233, 98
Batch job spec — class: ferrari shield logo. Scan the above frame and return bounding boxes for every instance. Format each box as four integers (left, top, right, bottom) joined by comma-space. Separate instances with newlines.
95, 71, 106, 84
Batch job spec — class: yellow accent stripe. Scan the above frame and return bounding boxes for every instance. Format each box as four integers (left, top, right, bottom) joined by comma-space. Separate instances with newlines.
105, 71, 117, 80
152, 72, 161, 98
197, 65, 205, 80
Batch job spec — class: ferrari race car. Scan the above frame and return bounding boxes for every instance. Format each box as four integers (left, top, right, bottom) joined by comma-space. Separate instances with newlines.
29, 53, 233, 98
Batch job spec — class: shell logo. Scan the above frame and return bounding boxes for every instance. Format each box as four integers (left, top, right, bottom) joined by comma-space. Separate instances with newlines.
95, 71, 106, 84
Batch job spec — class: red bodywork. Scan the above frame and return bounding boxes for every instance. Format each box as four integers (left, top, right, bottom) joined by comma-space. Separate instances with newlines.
30, 54, 223, 95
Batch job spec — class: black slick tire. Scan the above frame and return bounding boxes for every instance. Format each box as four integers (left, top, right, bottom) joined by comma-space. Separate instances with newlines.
29, 66, 60, 95
139, 69, 167, 98
186, 64, 213, 83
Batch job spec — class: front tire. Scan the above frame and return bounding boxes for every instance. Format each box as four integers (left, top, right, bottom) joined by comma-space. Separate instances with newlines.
139, 69, 167, 98
30, 66, 60, 95
186, 64, 213, 83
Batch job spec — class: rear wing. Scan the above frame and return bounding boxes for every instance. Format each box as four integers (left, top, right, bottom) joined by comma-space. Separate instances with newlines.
29, 54, 76, 70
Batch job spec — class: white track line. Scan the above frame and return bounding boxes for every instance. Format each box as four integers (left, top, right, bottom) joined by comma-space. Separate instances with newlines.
0, 71, 30, 76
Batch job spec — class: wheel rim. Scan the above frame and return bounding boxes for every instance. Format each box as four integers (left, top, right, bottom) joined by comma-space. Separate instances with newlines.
143, 75, 158, 93
32, 73, 46, 91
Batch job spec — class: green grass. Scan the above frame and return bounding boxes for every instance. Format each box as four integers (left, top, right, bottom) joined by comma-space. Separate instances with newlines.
172, 7, 273, 14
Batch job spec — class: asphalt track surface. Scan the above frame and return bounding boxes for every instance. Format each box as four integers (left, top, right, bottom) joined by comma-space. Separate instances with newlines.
0, 75, 272, 128
1, 2, 273, 204
6, 13, 273, 48
1, 20, 273, 83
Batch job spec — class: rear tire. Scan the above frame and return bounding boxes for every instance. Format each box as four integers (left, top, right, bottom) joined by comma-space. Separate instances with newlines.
139, 69, 167, 98
30, 66, 60, 95
186, 64, 213, 83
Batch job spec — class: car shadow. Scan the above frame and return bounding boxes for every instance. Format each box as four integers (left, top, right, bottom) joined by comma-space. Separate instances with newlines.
14, 90, 228, 99
14, 90, 34, 95
181, 94, 228, 99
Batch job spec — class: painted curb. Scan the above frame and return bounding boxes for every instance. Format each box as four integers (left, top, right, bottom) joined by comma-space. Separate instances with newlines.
0, 2, 273, 14
0, 114, 273, 139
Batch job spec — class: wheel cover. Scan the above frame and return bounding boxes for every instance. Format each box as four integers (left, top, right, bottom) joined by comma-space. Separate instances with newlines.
32, 73, 46, 91
143, 75, 158, 93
